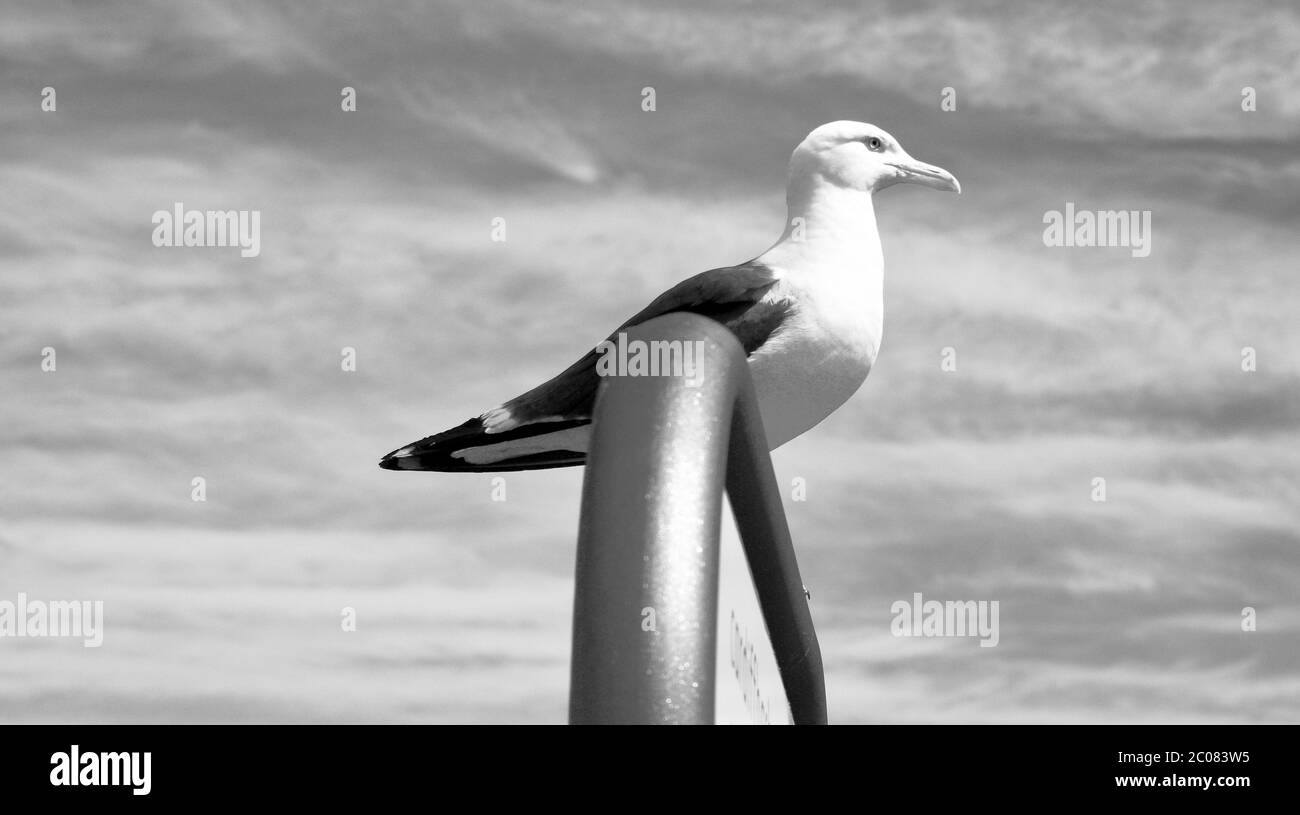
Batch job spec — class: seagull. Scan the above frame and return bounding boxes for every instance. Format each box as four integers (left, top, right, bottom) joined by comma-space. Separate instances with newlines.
380, 121, 959, 472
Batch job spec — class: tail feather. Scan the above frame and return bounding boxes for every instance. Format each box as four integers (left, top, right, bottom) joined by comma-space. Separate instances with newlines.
379, 417, 589, 473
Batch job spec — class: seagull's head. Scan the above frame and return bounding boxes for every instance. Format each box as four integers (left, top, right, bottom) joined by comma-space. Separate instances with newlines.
790, 121, 961, 195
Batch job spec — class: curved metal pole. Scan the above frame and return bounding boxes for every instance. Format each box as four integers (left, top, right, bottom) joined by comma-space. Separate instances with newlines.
726, 386, 828, 725
568, 312, 827, 725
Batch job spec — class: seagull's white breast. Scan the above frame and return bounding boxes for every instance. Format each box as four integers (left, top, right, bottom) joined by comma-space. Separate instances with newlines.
747, 259, 882, 449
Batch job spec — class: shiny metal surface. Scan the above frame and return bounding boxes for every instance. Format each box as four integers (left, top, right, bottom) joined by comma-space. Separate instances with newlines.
568, 312, 826, 725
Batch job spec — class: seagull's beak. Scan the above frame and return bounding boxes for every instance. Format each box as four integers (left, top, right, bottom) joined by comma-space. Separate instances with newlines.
888, 156, 961, 193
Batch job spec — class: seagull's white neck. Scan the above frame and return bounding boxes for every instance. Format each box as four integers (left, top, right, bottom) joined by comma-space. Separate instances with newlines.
759, 175, 883, 278
735, 173, 886, 442
756, 174, 887, 359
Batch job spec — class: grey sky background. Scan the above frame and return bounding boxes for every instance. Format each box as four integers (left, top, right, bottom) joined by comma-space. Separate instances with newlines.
2, 0, 1298, 722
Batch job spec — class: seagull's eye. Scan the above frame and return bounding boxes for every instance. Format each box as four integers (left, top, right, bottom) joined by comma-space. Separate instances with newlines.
866, 137, 884, 152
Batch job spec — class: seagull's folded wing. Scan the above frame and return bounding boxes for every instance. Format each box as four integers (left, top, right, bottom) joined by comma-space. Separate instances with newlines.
493, 259, 793, 430
379, 261, 794, 472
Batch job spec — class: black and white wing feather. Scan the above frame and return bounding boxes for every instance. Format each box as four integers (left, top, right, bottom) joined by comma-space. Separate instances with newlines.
378, 260, 794, 472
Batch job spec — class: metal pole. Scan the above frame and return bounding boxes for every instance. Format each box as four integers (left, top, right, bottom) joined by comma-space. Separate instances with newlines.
568, 312, 827, 724
725, 387, 828, 725
569, 314, 742, 724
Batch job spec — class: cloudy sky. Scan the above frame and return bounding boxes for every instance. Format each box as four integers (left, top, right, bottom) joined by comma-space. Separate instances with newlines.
2, 0, 1298, 723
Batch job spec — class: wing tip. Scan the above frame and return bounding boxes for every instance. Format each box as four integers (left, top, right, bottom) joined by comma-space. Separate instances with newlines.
378, 417, 590, 473
376, 455, 406, 470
